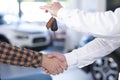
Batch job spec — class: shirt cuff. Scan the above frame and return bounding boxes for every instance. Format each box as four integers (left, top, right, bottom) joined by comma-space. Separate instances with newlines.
64, 52, 78, 67
57, 8, 70, 21
31, 52, 43, 68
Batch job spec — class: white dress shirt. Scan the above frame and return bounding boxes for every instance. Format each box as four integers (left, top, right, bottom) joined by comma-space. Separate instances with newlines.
57, 7, 120, 68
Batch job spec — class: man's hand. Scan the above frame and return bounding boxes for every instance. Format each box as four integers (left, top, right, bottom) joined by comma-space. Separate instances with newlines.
42, 52, 68, 74
40, 2, 63, 17
48, 52, 68, 70
41, 54, 65, 75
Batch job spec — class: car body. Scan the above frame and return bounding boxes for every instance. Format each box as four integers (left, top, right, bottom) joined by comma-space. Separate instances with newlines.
91, 50, 120, 80
78, 35, 120, 80
0, 14, 52, 51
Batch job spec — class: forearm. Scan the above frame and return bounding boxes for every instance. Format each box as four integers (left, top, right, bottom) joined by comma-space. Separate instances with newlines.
0, 41, 42, 68
57, 8, 120, 35
64, 38, 120, 68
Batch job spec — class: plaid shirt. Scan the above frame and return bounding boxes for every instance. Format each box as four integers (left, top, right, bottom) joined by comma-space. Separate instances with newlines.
0, 41, 42, 68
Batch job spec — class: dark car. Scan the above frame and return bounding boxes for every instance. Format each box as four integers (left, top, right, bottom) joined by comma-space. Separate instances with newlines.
90, 47, 120, 80
79, 35, 120, 80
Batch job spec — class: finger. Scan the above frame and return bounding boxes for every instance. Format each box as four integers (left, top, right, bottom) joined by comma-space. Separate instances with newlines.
53, 66, 60, 75
46, 67, 57, 75
53, 53, 66, 62
62, 62, 68, 70
49, 64, 61, 75
39, 3, 52, 8
47, 54, 54, 58
48, 53, 60, 58
42, 67, 51, 74
55, 62, 64, 74
41, 67, 46, 71
39, 5, 51, 12
65, 63, 68, 70
48, 53, 68, 70
51, 67, 63, 75
47, 53, 59, 58
46, 72, 51, 75
42, 68, 49, 73
49, 70, 57, 75
57, 65, 64, 74
39, 6, 45, 9
59, 64, 66, 71
59, 62, 67, 72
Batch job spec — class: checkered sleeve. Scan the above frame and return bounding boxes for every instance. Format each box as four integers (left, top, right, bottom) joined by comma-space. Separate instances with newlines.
0, 41, 42, 68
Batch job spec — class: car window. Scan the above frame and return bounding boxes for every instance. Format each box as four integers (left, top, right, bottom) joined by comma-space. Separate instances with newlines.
0, 14, 20, 25
0, 15, 5, 25
3, 14, 19, 24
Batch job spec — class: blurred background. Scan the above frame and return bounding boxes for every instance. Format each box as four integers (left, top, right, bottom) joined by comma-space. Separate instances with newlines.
0, 0, 120, 80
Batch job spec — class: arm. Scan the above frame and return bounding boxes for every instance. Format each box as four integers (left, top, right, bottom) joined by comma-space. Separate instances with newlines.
57, 8, 120, 35
46, 38, 120, 69
0, 41, 65, 74
64, 38, 120, 68
40, 2, 120, 36
0, 41, 42, 68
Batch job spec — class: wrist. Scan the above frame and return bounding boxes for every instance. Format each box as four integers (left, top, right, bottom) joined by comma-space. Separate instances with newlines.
32, 52, 43, 68
41, 54, 47, 67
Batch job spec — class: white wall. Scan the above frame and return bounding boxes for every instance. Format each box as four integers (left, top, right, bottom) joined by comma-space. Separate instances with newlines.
0, 0, 19, 14
69, 0, 82, 9
69, 0, 106, 12
97, 0, 106, 11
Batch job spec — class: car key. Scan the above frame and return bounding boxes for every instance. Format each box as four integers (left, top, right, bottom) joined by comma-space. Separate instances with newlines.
46, 17, 58, 31
50, 17, 58, 31
46, 17, 58, 38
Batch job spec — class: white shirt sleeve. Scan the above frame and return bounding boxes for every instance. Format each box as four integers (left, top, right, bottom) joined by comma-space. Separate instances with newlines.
57, 7, 120, 68
57, 8, 120, 36
64, 38, 120, 68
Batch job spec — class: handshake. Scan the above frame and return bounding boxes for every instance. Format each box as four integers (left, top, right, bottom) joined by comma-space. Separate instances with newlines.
41, 52, 68, 75
41, 13, 67, 75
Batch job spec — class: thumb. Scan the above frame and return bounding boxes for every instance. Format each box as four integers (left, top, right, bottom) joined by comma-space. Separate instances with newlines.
47, 53, 58, 58
51, 53, 65, 62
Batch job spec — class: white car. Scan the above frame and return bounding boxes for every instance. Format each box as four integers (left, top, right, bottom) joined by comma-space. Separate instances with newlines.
0, 14, 52, 51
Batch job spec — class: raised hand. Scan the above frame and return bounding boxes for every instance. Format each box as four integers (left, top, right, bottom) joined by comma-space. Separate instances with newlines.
42, 52, 68, 75
40, 2, 63, 17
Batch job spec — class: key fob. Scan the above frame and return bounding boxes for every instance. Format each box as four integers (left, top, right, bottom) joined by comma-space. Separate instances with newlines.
46, 17, 58, 31
50, 18, 58, 31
